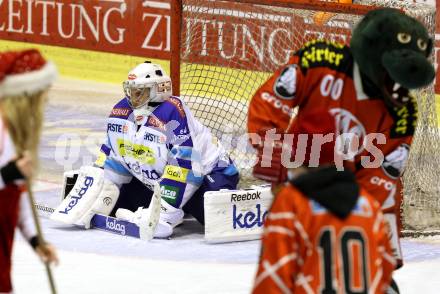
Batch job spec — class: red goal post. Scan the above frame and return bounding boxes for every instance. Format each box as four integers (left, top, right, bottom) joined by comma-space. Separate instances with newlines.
169, 0, 439, 233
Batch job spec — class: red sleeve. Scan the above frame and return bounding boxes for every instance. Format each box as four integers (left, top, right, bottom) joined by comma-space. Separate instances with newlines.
355, 92, 417, 208
356, 135, 412, 208
355, 135, 411, 268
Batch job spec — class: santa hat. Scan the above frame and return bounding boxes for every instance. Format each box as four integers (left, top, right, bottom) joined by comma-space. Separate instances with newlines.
290, 108, 337, 167
0, 49, 57, 97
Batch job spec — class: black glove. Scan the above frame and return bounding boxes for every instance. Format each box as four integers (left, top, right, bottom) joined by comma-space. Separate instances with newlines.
0, 160, 24, 184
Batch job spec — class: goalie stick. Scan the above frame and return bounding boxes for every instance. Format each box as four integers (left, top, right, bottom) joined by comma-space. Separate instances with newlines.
35, 203, 55, 214
93, 184, 162, 241
35, 203, 150, 240
139, 182, 162, 240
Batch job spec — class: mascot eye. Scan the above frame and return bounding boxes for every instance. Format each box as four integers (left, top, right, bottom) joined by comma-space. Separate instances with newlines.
397, 33, 411, 44
417, 39, 428, 51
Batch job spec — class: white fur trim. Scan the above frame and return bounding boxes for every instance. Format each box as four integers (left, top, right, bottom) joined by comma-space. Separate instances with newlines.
0, 62, 57, 97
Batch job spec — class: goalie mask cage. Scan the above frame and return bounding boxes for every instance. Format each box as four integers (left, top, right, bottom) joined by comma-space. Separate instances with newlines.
170, 0, 439, 234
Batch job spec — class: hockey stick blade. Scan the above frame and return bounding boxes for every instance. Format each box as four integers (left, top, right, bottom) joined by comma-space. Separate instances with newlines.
91, 214, 141, 238
138, 183, 161, 240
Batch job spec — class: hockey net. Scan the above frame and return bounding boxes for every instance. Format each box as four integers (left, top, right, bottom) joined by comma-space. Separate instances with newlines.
171, 0, 439, 233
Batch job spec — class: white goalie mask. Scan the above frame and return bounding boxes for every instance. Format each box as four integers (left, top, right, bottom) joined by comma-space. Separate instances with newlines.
123, 62, 172, 109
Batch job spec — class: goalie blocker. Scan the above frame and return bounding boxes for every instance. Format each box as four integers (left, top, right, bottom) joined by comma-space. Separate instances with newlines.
55, 168, 274, 242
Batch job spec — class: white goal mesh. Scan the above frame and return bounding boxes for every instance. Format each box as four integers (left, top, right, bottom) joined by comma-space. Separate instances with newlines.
175, 0, 439, 232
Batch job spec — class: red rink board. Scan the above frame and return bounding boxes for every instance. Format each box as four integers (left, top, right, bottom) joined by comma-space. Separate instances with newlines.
0, 0, 438, 92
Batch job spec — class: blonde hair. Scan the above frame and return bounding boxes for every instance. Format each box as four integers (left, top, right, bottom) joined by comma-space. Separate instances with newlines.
0, 91, 47, 167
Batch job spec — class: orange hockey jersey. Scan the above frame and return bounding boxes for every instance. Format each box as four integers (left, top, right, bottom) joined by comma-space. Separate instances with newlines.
248, 40, 416, 208
253, 167, 395, 294
247, 40, 418, 256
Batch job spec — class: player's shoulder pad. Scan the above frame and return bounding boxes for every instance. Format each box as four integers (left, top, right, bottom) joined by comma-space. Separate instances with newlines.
154, 96, 187, 123
389, 94, 418, 138
164, 96, 187, 118
109, 97, 133, 119
149, 96, 190, 135
295, 39, 353, 75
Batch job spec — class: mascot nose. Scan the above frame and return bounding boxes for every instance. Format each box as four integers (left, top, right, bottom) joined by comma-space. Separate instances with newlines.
382, 49, 435, 89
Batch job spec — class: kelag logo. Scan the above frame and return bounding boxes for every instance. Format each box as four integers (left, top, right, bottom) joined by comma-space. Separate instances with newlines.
232, 204, 268, 229
105, 217, 126, 235
59, 176, 94, 214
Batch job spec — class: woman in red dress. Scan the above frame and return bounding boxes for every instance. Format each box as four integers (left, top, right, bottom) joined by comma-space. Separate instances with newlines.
0, 49, 58, 293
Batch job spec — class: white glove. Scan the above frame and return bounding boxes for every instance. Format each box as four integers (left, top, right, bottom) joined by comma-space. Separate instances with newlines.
152, 200, 185, 238
116, 182, 161, 240
159, 200, 184, 229
116, 199, 184, 239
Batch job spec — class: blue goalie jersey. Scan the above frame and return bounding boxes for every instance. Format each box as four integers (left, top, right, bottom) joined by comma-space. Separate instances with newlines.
96, 96, 237, 208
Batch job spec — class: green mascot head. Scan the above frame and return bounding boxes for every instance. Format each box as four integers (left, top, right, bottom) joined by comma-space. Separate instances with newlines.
350, 8, 435, 106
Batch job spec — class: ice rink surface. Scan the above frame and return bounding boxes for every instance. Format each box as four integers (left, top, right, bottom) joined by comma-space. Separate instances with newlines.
11, 78, 440, 293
